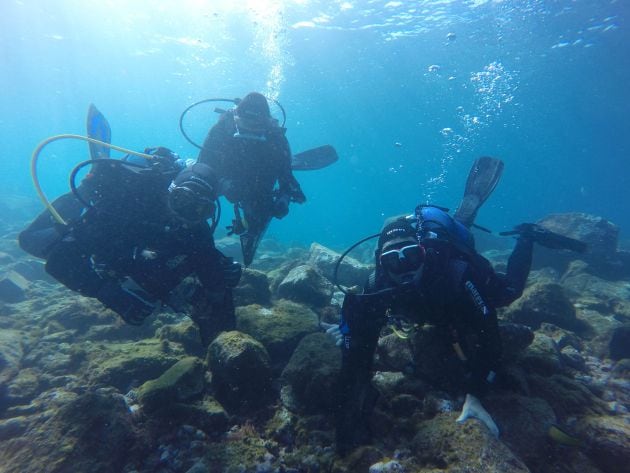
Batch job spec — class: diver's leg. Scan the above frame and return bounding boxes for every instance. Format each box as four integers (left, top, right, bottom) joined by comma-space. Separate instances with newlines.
19, 192, 85, 259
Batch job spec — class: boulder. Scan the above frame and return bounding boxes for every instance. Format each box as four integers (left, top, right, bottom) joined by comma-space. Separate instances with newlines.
137, 356, 205, 411
576, 414, 630, 473
277, 264, 332, 306
0, 391, 137, 473
533, 213, 630, 278
85, 339, 185, 391
235, 300, 319, 365
0, 271, 29, 303
280, 333, 341, 413
308, 242, 372, 288
411, 412, 530, 472
233, 268, 271, 306
207, 331, 272, 411
503, 282, 583, 332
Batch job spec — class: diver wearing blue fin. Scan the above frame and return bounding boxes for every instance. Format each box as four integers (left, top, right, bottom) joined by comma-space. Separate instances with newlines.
331, 157, 588, 455
20, 106, 242, 347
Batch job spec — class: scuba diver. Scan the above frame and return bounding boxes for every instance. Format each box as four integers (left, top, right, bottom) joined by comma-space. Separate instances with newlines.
330, 157, 587, 455
195, 92, 307, 266
19, 105, 241, 347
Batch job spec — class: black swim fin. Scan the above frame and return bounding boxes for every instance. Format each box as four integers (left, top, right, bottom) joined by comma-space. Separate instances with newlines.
291, 145, 338, 171
500, 223, 588, 253
86, 103, 111, 160
240, 221, 270, 266
454, 156, 504, 227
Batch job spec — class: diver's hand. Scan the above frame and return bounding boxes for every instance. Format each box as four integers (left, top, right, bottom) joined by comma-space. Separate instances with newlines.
290, 188, 306, 204
456, 393, 499, 437
272, 194, 290, 219
320, 321, 343, 346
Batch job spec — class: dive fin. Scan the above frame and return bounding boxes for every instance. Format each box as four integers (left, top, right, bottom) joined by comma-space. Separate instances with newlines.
291, 145, 338, 171
240, 223, 269, 266
500, 223, 588, 253
454, 156, 504, 227
86, 103, 111, 160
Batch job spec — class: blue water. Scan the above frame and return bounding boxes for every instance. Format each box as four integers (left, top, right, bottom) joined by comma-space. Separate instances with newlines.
1, 0, 628, 252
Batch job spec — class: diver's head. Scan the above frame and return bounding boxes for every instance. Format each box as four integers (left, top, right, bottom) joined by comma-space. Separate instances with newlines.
377, 216, 425, 285
234, 92, 274, 139
168, 163, 216, 224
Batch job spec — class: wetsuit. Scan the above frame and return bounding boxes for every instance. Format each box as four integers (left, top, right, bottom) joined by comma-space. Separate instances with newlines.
335, 235, 534, 453
197, 110, 305, 234
19, 156, 236, 346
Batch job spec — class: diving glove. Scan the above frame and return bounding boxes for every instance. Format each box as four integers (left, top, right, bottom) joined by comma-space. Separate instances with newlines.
272, 194, 290, 219
456, 393, 499, 437
320, 321, 343, 346
500, 223, 587, 253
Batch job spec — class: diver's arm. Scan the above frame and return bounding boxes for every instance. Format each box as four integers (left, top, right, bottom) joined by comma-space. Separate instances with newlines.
335, 292, 387, 454
19, 191, 86, 259
275, 135, 306, 204
485, 236, 533, 308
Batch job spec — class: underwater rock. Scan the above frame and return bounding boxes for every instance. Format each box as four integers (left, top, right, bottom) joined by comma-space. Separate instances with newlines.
499, 323, 535, 358
0, 329, 24, 386
0, 416, 29, 441
0, 391, 137, 473
4, 367, 43, 406
277, 264, 333, 306
266, 259, 304, 294
85, 339, 185, 391
518, 333, 563, 376
503, 282, 583, 331
207, 330, 272, 411
234, 268, 271, 306
236, 300, 319, 366
137, 356, 205, 412
562, 260, 630, 301
527, 372, 608, 418
0, 270, 29, 303
577, 414, 630, 473
537, 212, 619, 256
214, 236, 243, 261
280, 332, 341, 413
411, 412, 530, 472
308, 242, 372, 288
10, 259, 53, 283
376, 332, 415, 372
490, 394, 556, 470
157, 320, 204, 356
609, 324, 630, 360
533, 213, 630, 278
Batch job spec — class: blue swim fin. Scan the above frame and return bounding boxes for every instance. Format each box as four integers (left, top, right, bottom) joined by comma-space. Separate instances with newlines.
86, 103, 111, 160
291, 145, 338, 171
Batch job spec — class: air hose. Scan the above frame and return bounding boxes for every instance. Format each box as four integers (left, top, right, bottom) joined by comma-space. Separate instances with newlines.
30, 134, 154, 225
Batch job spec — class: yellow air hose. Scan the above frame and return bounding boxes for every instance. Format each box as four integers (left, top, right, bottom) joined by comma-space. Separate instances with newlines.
30, 134, 154, 225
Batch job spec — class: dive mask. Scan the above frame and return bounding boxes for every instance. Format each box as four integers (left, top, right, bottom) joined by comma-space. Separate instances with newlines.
380, 243, 426, 275
168, 164, 216, 224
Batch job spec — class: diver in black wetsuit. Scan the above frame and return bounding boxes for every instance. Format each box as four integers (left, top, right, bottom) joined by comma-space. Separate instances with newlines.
196, 92, 306, 265
333, 204, 584, 455
19, 147, 241, 347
